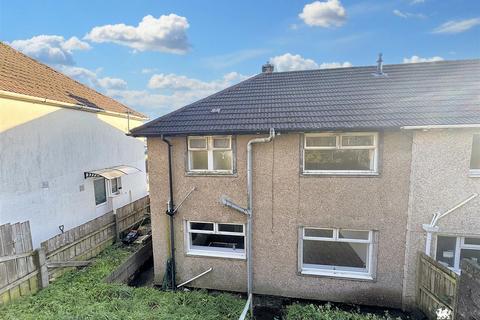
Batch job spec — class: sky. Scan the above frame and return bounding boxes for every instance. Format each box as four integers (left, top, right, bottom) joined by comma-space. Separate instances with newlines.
1, 0, 479, 119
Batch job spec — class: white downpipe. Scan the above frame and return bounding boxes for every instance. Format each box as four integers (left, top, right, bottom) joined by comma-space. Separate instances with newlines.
422, 193, 478, 256
220, 128, 276, 316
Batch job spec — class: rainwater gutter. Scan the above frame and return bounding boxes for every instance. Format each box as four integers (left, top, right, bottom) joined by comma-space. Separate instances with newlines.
221, 128, 276, 316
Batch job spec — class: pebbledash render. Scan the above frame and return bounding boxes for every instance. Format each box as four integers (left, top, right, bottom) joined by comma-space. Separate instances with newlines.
131, 58, 480, 309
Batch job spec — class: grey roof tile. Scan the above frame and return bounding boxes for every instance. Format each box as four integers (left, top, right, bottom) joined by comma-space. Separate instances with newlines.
131, 59, 480, 136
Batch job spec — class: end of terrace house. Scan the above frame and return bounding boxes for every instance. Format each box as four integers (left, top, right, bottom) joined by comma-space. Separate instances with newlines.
131, 58, 480, 309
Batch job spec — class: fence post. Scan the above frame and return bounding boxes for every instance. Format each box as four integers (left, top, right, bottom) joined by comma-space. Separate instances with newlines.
34, 248, 49, 289
114, 209, 121, 242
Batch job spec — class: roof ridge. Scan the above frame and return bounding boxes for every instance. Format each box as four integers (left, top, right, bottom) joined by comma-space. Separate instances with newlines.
0, 42, 146, 119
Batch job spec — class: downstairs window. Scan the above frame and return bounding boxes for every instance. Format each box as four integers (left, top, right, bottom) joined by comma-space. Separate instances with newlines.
185, 221, 245, 259
300, 227, 374, 279
436, 235, 480, 273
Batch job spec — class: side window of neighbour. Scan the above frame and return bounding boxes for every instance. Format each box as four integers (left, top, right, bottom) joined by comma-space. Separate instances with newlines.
303, 132, 379, 175
188, 136, 233, 173
436, 235, 480, 272
469, 134, 480, 174
94, 178, 107, 205
111, 177, 121, 194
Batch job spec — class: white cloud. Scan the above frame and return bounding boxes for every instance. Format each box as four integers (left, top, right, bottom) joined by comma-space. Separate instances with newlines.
85, 14, 190, 53
109, 72, 249, 116
97, 77, 128, 90
432, 18, 480, 34
410, 0, 425, 4
403, 55, 444, 63
9, 35, 90, 65
57, 65, 127, 90
269, 53, 351, 72
299, 0, 347, 28
393, 9, 426, 19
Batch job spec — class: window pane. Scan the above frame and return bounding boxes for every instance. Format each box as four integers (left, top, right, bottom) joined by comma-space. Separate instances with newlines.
304, 149, 372, 171
190, 151, 208, 170
213, 150, 232, 170
303, 240, 368, 270
342, 135, 374, 146
464, 237, 480, 246
94, 179, 106, 205
191, 233, 244, 250
218, 224, 243, 233
190, 222, 214, 231
306, 136, 336, 147
436, 236, 457, 268
470, 135, 480, 169
339, 230, 369, 240
189, 138, 207, 149
213, 138, 230, 149
111, 178, 118, 193
460, 249, 480, 265
304, 228, 333, 238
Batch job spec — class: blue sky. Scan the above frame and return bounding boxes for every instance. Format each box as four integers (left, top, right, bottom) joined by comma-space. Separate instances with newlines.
1, 0, 479, 118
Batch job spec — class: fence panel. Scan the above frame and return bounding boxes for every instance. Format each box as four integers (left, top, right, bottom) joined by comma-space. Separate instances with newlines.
0, 221, 39, 305
416, 252, 459, 319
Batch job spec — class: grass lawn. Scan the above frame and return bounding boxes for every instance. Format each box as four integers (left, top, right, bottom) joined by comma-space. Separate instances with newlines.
0, 244, 245, 320
0, 244, 403, 320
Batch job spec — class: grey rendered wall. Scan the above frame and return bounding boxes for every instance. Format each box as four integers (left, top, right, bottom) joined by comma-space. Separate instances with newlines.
402, 129, 480, 308
149, 130, 413, 308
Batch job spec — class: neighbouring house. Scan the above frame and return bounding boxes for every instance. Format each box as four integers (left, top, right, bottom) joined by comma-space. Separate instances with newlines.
130, 58, 480, 309
0, 43, 149, 246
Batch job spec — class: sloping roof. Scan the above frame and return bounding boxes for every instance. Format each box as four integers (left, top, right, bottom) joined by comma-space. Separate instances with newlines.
0, 42, 146, 118
131, 59, 480, 136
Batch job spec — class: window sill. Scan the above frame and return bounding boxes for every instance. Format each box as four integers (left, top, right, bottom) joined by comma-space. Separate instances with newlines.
300, 269, 374, 281
301, 171, 379, 177
186, 250, 245, 260
96, 202, 107, 208
468, 170, 480, 178
186, 171, 236, 177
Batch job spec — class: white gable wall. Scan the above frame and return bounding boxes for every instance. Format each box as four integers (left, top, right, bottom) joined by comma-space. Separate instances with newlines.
0, 96, 148, 247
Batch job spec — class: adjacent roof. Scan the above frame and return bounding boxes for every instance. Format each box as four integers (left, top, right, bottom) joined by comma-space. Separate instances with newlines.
0, 42, 146, 118
131, 59, 480, 137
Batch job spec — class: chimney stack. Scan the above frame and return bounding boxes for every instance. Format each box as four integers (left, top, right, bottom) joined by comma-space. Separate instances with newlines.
262, 62, 274, 73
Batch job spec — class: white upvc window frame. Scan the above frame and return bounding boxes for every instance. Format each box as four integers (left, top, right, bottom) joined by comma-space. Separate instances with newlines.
185, 220, 246, 259
469, 134, 480, 177
299, 227, 374, 280
93, 177, 107, 207
109, 177, 122, 196
303, 132, 379, 176
187, 136, 233, 174
435, 234, 480, 274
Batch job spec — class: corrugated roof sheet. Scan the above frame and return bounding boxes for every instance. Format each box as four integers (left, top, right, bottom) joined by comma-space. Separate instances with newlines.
0, 42, 146, 118
131, 59, 480, 136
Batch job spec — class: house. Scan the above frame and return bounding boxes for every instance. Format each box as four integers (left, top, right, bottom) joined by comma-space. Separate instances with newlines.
130, 58, 480, 309
0, 43, 149, 247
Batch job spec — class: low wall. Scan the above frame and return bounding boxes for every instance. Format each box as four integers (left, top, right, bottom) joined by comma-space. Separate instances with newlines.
455, 259, 480, 320
105, 241, 152, 284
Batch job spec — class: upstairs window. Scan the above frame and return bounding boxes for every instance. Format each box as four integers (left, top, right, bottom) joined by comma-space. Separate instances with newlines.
188, 136, 233, 173
303, 132, 378, 175
469, 134, 480, 176
185, 221, 245, 259
94, 178, 107, 206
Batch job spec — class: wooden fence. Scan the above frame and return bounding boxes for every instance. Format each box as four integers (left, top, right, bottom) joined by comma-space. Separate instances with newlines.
416, 252, 459, 319
0, 196, 150, 305
0, 222, 39, 304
